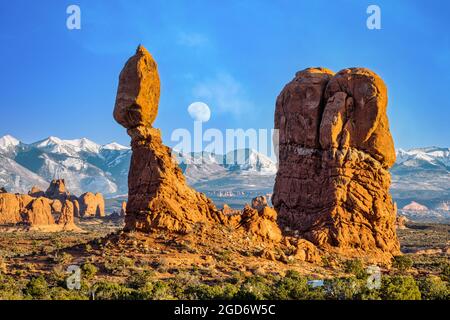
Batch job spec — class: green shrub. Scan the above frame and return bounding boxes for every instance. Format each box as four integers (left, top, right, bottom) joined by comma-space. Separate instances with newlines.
343, 259, 366, 279
149, 280, 173, 300
104, 256, 135, 274
81, 263, 98, 280
49, 287, 88, 300
392, 255, 413, 273
380, 276, 421, 300
24, 276, 50, 299
236, 276, 271, 300
418, 276, 449, 300
324, 277, 365, 300
126, 270, 155, 289
272, 271, 324, 300
93, 281, 134, 300
0, 274, 24, 300
441, 263, 450, 281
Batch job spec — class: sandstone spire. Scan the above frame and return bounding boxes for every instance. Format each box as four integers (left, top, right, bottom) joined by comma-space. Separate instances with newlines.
114, 45, 221, 233
273, 67, 399, 261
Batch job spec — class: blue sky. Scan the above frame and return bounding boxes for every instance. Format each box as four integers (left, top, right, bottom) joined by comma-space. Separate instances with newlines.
0, 0, 449, 150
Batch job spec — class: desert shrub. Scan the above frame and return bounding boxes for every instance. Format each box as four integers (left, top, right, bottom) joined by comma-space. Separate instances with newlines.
148, 280, 173, 300
418, 276, 449, 300
272, 270, 324, 300
93, 281, 134, 300
104, 256, 135, 274
49, 286, 88, 300
379, 275, 421, 300
235, 276, 271, 300
81, 262, 98, 280
24, 276, 50, 299
48, 265, 67, 287
343, 259, 366, 279
215, 249, 232, 262
441, 263, 450, 281
184, 282, 239, 300
0, 274, 24, 300
126, 270, 155, 289
392, 255, 413, 273
324, 277, 366, 300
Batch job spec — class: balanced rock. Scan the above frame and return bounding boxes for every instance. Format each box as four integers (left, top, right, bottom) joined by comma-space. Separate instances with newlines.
114, 46, 222, 233
114, 45, 160, 129
79, 192, 105, 218
273, 67, 399, 261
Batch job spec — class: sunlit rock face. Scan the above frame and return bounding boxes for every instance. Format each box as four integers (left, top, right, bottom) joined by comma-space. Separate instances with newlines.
273, 67, 399, 261
114, 46, 223, 234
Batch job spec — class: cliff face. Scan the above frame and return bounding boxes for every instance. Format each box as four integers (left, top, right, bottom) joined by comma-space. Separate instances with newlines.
114, 46, 222, 234
273, 68, 399, 260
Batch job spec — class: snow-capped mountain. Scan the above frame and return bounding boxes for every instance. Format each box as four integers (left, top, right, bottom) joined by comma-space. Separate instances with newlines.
31, 137, 102, 156
391, 147, 450, 211
0, 135, 278, 197
0, 134, 448, 221
396, 147, 450, 170
0, 135, 131, 196
0, 135, 21, 157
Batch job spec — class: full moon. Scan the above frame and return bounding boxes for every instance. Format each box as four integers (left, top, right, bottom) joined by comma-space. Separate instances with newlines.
188, 102, 211, 122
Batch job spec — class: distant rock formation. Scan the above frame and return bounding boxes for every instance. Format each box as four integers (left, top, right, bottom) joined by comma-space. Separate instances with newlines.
114, 45, 222, 233
0, 187, 7, 194
29, 186, 45, 197
120, 201, 127, 216
396, 216, 409, 230
45, 179, 70, 200
78, 192, 105, 218
273, 67, 400, 262
237, 196, 282, 242
0, 180, 81, 231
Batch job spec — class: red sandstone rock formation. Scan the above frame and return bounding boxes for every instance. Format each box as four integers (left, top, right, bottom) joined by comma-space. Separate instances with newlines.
0, 180, 80, 231
58, 200, 76, 228
0, 193, 26, 224
237, 197, 282, 242
45, 179, 70, 200
273, 67, 399, 261
79, 192, 105, 218
29, 186, 45, 197
114, 46, 222, 233
23, 198, 55, 226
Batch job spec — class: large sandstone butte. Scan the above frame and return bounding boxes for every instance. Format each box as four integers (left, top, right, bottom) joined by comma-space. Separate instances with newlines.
114, 46, 222, 233
273, 67, 400, 261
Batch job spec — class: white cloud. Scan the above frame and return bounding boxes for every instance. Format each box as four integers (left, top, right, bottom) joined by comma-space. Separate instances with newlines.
192, 73, 253, 116
177, 32, 208, 47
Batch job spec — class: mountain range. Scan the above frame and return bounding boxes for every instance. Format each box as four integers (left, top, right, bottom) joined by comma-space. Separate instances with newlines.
0, 135, 449, 218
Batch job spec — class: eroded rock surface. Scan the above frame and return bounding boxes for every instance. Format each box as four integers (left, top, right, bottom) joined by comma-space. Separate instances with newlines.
79, 192, 105, 218
0, 180, 80, 231
273, 67, 399, 261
